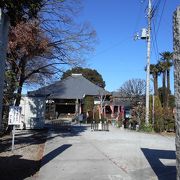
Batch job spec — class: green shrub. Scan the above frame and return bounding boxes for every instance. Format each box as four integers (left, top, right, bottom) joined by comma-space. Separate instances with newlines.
139, 123, 153, 132
154, 118, 164, 132
83, 95, 94, 113
116, 120, 122, 128
163, 108, 175, 132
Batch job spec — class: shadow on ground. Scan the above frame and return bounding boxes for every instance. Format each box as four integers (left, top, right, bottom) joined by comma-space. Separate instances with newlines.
0, 155, 40, 180
141, 148, 176, 180
0, 129, 48, 153
41, 144, 72, 166
47, 124, 89, 139
0, 123, 89, 153
0, 129, 47, 180
0, 144, 72, 180
0, 124, 88, 179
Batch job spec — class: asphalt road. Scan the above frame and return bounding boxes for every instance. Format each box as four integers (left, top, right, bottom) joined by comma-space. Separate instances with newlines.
33, 124, 176, 180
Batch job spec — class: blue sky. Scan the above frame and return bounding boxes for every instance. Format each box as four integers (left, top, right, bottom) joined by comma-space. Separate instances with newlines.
78, 0, 179, 93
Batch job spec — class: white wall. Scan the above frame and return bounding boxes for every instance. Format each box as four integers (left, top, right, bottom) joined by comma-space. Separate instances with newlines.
20, 96, 46, 129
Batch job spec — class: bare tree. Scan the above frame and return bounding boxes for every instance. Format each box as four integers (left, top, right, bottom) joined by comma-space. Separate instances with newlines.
118, 78, 146, 104
5, 0, 97, 106
38, 0, 96, 67
7, 21, 52, 106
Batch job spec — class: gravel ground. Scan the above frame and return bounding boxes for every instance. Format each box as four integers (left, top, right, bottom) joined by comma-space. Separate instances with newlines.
0, 129, 47, 180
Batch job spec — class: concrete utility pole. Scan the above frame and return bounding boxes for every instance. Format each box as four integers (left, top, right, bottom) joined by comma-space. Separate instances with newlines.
0, 9, 9, 131
173, 6, 180, 180
145, 0, 152, 125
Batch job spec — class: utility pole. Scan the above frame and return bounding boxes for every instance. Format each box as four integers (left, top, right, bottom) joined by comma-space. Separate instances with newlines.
134, 0, 152, 124
145, 0, 152, 125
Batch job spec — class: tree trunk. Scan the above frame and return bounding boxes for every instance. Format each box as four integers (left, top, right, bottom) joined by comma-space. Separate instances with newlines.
15, 59, 26, 106
162, 71, 166, 107
154, 73, 158, 96
173, 7, 180, 180
166, 69, 170, 107
15, 81, 23, 106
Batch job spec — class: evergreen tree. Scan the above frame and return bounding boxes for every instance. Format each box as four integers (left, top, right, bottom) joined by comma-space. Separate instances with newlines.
159, 52, 173, 107
61, 67, 106, 88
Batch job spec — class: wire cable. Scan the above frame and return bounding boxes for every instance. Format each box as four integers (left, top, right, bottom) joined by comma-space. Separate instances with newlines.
150, 0, 167, 63
151, 0, 161, 19
88, 36, 133, 60
152, 20, 160, 61
155, 0, 167, 35
133, 0, 146, 36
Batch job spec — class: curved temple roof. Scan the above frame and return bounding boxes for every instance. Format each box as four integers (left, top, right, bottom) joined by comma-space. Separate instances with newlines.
28, 74, 109, 99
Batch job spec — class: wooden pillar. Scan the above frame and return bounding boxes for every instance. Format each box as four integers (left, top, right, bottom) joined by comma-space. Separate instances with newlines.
75, 99, 79, 115
79, 100, 82, 114
104, 105, 106, 118
118, 106, 120, 114
110, 105, 114, 118
121, 106, 124, 119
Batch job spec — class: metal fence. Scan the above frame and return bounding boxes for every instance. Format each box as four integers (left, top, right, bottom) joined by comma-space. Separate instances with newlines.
91, 121, 109, 131
51, 120, 71, 131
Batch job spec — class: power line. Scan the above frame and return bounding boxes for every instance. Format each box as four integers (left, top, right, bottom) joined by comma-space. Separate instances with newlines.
151, 0, 161, 18
152, 20, 160, 60
150, 0, 161, 61
88, 36, 132, 60
150, 0, 167, 62
156, 0, 167, 35
133, 0, 146, 36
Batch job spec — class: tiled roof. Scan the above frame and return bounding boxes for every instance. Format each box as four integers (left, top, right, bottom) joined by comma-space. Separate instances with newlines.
28, 74, 109, 99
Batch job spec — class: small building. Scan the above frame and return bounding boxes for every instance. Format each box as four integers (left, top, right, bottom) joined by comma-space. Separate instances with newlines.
27, 74, 133, 124
110, 91, 132, 119
28, 74, 109, 120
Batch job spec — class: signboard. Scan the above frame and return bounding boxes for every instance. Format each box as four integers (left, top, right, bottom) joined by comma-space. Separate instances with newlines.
8, 106, 22, 125
94, 100, 100, 105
